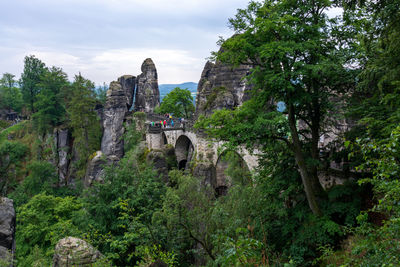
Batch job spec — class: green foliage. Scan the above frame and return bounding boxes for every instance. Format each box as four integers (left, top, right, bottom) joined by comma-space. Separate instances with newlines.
215, 228, 264, 267
32, 66, 69, 134
0, 120, 11, 130
154, 170, 217, 262
319, 125, 400, 265
346, 0, 400, 140
79, 140, 165, 266
123, 120, 144, 152
201, 0, 358, 216
0, 141, 28, 195
0, 73, 23, 112
220, 150, 251, 186
95, 83, 108, 105
9, 161, 59, 207
135, 244, 178, 267
19, 55, 47, 113
66, 74, 101, 177
157, 87, 194, 118
16, 193, 82, 266
101, 198, 152, 264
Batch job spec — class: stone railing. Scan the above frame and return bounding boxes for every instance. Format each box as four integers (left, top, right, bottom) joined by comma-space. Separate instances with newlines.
145, 113, 196, 133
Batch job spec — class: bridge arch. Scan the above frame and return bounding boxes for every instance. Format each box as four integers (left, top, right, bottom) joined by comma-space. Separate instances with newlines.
175, 135, 194, 170
215, 150, 251, 196
162, 132, 168, 145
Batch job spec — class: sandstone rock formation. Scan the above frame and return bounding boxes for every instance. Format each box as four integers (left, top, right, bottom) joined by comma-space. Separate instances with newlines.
193, 163, 216, 189
135, 58, 160, 113
118, 75, 136, 109
0, 197, 15, 266
146, 146, 177, 182
54, 128, 70, 185
195, 61, 252, 118
84, 151, 106, 187
53, 237, 102, 267
101, 81, 131, 158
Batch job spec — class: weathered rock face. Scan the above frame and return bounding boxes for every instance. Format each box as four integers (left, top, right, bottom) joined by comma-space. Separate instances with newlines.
0, 197, 15, 266
195, 61, 252, 118
135, 58, 160, 113
101, 81, 130, 158
84, 151, 106, 187
118, 75, 136, 109
53, 237, 102, 267
193, 163, 217, 189
146, 146, 177, 183
84, 152, 119, 187
54, 128, 70, 185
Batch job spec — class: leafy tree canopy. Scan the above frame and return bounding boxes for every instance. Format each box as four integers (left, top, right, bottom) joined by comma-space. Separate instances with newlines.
157, 87, 194, 118
197, 0, 357, 215
32, 67, 68, 134
19, 55, 47, 113
0, 73, 23, 112
66, 74, 101, 177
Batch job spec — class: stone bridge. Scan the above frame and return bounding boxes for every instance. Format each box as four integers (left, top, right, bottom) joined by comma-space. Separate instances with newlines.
145, 117, 259, 194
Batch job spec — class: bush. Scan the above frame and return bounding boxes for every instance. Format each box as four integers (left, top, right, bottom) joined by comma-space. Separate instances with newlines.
16, 193, 82, 266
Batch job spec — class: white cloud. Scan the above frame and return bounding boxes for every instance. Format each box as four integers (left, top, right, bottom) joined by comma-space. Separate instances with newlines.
0, 0, 250, 84
7, 47, 206, 85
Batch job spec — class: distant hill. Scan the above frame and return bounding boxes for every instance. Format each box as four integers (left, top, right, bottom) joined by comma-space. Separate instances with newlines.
159, 82, 198, 102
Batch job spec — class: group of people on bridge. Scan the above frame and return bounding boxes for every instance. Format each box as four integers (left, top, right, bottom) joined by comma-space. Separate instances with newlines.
150, 113, 185, 129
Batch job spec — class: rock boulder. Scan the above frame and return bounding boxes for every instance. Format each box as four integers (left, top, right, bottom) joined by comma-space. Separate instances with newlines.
53, 237, 101, 267
0, 197, 15, 266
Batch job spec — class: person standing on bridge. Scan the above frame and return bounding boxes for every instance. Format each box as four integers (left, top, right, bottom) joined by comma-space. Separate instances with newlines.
163, 120, 166, 128
171, 120, 174, 128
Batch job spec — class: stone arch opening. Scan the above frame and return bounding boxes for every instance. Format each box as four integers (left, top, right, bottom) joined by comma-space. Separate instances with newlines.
175, 135, 194, 170
215, 150, 251, 197
162, 132, 168, 145
178, 160, 187, 170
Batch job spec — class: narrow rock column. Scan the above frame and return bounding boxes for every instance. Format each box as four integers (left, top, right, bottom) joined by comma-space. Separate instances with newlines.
134, 58, 160, 113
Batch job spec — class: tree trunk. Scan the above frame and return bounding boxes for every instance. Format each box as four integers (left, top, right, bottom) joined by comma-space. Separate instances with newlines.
288, 104, 322, 216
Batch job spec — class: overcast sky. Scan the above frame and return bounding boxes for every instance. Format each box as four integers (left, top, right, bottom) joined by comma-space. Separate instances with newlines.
0, 0, 253, 85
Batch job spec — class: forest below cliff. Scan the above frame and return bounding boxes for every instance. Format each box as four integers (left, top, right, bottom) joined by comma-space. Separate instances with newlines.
1, 0, 400, 266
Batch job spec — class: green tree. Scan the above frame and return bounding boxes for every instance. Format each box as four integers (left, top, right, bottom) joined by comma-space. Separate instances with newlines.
157, 87, 194, 118
344, 0, 400, 140
9, 161, 59, 206
19, 55, 47, 113
0, 73, 23, 112
32, 67, 68, 134
197, 0, 356, 216
95, 82, 108, 105
153, 170, 217, 261
66, 74, 101, 176
79, 128, 165, 265
0, 73, 16, 88
16, 193, 82, 266
0, 141, 28, 195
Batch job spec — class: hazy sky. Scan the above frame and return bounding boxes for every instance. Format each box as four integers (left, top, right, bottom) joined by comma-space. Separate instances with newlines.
0, 0, 252, 85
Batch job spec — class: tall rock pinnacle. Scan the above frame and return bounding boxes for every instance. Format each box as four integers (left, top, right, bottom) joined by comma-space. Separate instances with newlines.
134, 58, 160, 113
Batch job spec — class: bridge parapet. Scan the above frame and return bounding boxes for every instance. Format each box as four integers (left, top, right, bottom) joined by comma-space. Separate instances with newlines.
146, 113, 165, 122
